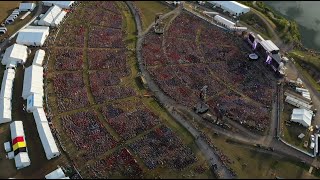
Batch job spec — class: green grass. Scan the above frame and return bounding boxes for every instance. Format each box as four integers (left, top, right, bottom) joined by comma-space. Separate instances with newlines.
134, 1, 171, 31
240, 11, 273, 39
0, 1, 21, 22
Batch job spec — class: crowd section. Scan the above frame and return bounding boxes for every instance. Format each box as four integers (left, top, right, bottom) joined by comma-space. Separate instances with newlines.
53, 72, 90, 112
54, 48, 83, 71
101, 104, 161, 140
87, 49, 128, 72
88, 11, 123, 29
88, 26, 124, 48
91, 86, 136, 104
87, 148, 143, 179
143, 12, 275, 131
61, 111, 118, 161
129, 125, 197, 170
55, 23, 85, 48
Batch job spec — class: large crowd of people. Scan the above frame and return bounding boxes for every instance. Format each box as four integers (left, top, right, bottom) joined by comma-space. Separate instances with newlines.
53, 72, 90, 112
87, 148, 143, 179
54, 48, 83, 71
61, 111, 118, 161
129, 125, 197, 170
102, 105, 161, 140
88, 26, 124, 48
142, 12, 275, 132
87, 49, 127, 71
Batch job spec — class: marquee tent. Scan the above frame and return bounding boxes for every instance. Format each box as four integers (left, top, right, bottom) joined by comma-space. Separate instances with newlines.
209, 1, 250, 16
16, 26, 49, 46
32, 49, 45, 66
1, 44, 28, 65
291, 108, 313, 127
22, 65, 44, 99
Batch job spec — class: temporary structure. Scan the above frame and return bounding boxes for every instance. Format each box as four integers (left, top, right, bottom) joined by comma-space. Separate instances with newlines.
33, 108, 60, 160
10, 121, 31, 170
22, 65, 44, 99
38, 5, 66, 27
45, 167, 66, 179
209, 1, 250, 16
32, 49, 45, 66
259, 40, 280, 54
52, 11, 67, 27
285, 96, 312, 110
0, 69, 15, 99
0, 98, 12, 124
19, 3, 36, 12
213, 15, 235, 29
16, 26, 50, 46
36, 121, 60, 160
26, 93, 43, 112
1, 44, 28, 65
42, 1, 75, 9
291, 108, 313, 127
4, 141, 12, 152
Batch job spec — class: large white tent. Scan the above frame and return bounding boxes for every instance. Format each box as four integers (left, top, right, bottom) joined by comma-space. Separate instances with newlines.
42, 1, 75, 9
22, 65, 44, 99
38, 5, 66, 27
1, 44, 28, 65
27, 93, 43, 112
19, 3, 36, 12
16, 26, 50, 47
45, 167, 67, 179
0, 98, 12, 124
52, 11, 67, 27
291, 108, 313, 127
285, 96, 312, 110
14, 152, 31, 170
213, 15, 235, 29
33, 49, 46, 66
259, 40, 280, 54
0, 69, 15, 99
36, 121, 60, 160
209, 1, 250, 16
10, 121, 31, 170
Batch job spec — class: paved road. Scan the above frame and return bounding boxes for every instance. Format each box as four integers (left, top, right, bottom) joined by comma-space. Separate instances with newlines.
126, 1, 235, 178
0, 2, 43, 51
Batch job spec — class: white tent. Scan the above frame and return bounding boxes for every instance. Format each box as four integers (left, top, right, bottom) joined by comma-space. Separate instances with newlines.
209, 1, 250, 16
22, 65, 44, 99
33, 108, 48, 125
0, 69, 15, 99
291, 108, 313, 127
27, 93, 43, 112
14, 152, 31, 170
33, 49, 46, 66
10, 121, 26, 140
0, 98, 12, 124
16, 26, 50, 46
38, 5, 64, 27
36, 121, 60, 160
6, 61, 18, 69
45, 167, 66, 179
1, 44, 28, 65
285, 96, 312, 110
259, 40, 280, 54
52, 10, 67, 27
19, 3, 36, 12
213, 15, 235, 29
4, 141, 12, 152
42, 1, 75, 9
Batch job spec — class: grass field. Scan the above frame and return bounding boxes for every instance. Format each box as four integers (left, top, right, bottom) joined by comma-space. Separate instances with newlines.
0, 1, 21, 22
134, 1, 172, 31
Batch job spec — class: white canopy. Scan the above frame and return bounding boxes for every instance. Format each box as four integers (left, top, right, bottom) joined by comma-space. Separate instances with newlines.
0, 69, 15, 99
10, 121, 26, 140
4, 141, 12, 152
1, 44, 28, 65
19, 3, 36, 12
45, 167, 66, 179
22, 65, 44, 99
33, 49, 46, 66
36, 121, 60, 160
42, 1, 75, 9
52, 11, 67, 27
38, 5, 64, 27
259, 40, 280, 54
27, 93, 43, 112
291, 108, 313, 127
214, 15, 235, 29
16, 26, 49, 46
285, 96, 312, 110
209, 1, 250, 16
0, 98, 12, 124
14, 152, 31, 170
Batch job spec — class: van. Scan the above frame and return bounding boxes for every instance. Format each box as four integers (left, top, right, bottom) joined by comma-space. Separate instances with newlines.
310, 141, 315, 149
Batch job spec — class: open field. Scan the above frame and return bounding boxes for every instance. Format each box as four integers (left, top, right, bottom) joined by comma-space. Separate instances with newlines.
0, 1, 21, 22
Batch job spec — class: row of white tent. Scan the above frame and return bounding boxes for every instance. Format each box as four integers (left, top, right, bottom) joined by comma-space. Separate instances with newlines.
37, 5, 67, 27
213, 15, 247, 31
22, 49, 60, 160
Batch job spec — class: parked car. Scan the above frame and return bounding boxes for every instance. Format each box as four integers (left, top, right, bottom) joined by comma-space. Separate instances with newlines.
310, 141, 315, 149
